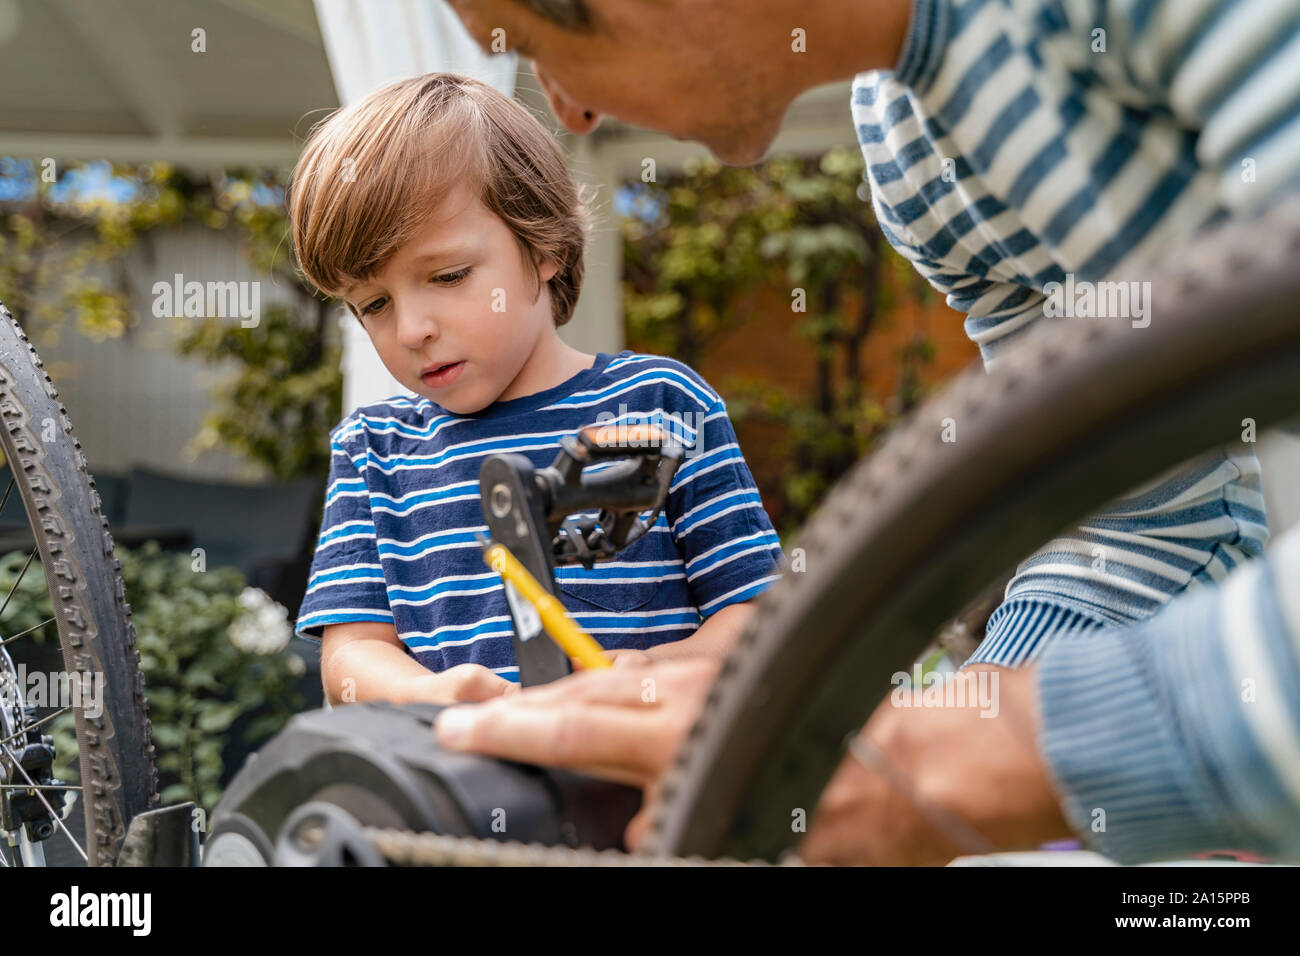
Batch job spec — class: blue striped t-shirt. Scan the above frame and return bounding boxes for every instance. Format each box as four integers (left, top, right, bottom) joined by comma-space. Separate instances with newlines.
294, 349, 786, 680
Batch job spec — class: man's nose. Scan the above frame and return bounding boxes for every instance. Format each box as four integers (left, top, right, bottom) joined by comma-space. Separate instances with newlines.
533, 61, 601, 135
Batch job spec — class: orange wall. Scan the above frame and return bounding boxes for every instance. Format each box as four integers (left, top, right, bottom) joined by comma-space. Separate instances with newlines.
645, 266, 978, 527
690, 270, 976, 403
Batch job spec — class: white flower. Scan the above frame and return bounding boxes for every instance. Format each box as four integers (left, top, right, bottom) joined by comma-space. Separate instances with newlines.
228, 587, 292, 655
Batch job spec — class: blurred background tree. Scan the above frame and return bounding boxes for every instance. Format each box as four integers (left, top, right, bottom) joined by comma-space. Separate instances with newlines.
620, 146, 951, 533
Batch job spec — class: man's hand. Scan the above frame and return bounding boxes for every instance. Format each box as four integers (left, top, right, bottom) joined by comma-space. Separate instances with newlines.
434, 657, 718, 789
432, 658, 1076, 862
799, 665, 1073, 865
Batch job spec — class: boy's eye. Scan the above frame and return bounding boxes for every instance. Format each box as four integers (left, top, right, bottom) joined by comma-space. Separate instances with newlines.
355, 268, 470, 315
433, 267, 472, 286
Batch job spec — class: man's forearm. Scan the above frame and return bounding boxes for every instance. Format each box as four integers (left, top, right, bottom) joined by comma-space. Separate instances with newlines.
1036, 522, 1300, 863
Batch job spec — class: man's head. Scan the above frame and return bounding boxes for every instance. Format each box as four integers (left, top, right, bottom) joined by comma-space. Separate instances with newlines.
289, 73, 591, 413
448, 0, 872, 166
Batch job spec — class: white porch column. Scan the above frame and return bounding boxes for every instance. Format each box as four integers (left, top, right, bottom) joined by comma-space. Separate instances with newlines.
561, 132, 625, 358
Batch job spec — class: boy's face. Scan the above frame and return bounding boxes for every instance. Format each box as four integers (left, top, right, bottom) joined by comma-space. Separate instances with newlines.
343, 183, 560, 415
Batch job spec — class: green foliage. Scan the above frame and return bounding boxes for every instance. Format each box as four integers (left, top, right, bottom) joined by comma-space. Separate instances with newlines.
0, 160, 340, 482
0, 541, 304, 815
623, 158, 798, 365
725, 380, 893, 520
621, 147, 938, 531
1, 162, 189, 341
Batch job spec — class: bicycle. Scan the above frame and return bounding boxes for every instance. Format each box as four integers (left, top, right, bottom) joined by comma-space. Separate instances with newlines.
212, 200, 1300, 866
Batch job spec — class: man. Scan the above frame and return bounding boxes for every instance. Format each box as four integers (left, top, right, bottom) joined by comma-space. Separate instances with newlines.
433, 0, 1300, 863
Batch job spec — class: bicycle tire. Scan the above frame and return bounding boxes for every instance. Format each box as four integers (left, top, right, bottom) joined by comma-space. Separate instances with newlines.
0, 302, 158, 866
648, 204, 1300, 861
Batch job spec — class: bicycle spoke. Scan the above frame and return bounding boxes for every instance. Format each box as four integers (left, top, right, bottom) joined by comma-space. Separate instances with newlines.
0, 705, 71, 750
0, 479, 128, 868
0, 548, 38, 621
0, 740, 86, 862
0, 477, 15, 520
0, 617, 57, 648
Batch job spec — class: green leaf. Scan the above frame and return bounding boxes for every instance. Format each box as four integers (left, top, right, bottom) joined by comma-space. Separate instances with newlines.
162, 782, 193, 804
195, 702, 241, 733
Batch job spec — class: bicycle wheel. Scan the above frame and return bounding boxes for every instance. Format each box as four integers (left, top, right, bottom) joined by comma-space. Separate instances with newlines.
0, 302, 157, 866
648, 204, 1300, 861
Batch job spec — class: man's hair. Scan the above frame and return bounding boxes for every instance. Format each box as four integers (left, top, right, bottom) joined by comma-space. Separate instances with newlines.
288, 73, 592, 326
513, 0, 593, 31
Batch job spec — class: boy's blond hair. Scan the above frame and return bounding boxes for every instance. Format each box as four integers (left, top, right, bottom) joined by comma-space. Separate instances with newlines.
289, 72, 591, 326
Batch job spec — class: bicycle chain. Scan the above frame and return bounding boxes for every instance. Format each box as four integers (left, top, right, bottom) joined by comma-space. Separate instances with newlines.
362, 827, 796, 867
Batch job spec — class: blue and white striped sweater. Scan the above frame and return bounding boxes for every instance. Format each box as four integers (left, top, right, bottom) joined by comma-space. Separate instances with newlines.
853, 0, 1294, 668
858, 0, 1300, 358
294, 350, 785, 680
861, 0, 1300, 859
1039, 520, 1300, 862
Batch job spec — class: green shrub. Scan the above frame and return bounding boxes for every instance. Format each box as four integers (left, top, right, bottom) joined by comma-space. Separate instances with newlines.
0, 540, 305, 814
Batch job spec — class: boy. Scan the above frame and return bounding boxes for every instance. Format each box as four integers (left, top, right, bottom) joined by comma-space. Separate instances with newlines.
289, 73, 785, 706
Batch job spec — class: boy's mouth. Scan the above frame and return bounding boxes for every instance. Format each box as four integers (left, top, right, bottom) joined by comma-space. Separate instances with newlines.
420, 360, 465, 387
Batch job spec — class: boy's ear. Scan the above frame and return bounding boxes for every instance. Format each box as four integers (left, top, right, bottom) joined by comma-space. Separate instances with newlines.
535, 255, 560, 284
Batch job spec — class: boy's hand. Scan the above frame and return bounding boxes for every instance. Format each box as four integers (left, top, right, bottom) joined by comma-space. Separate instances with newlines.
414, 663, 515, 704
602, 648, 656, 669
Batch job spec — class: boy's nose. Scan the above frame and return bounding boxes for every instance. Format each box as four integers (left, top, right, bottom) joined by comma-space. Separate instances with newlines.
395, 306, 438, 350
533, 61, 601, 135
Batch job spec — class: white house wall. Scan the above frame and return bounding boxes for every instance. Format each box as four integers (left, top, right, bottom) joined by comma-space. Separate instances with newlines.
27, 222, 308, 483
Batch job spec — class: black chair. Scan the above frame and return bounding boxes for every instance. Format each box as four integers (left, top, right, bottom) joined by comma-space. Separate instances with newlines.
122, 467, 322, 583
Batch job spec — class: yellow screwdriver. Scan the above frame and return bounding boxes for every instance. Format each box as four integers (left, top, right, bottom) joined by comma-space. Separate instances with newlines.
482, 541, 611, 671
